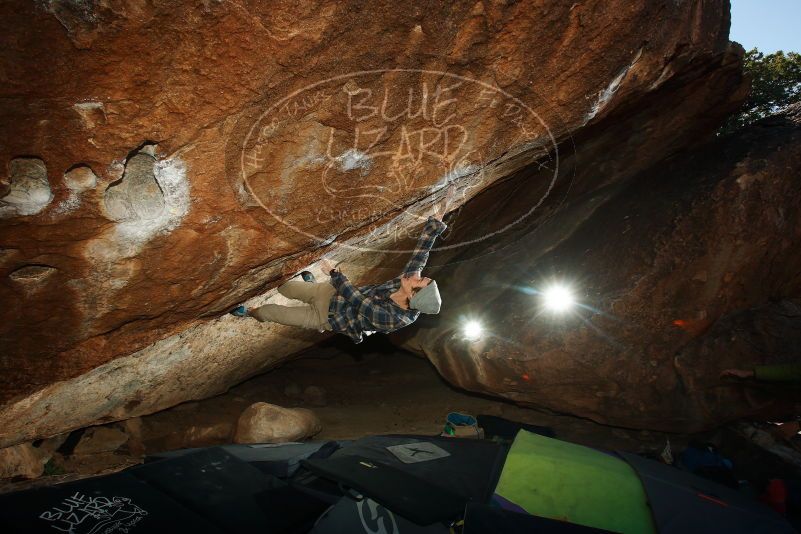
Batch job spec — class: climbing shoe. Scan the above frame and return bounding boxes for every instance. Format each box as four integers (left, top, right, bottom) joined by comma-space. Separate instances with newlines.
230, 305, 247, 317
300, 270, 316, 283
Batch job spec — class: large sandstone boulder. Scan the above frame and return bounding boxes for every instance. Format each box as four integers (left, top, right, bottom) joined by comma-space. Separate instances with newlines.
234, 402, 321, 443
0, 434, 67, 480
0, 443, 47, 480
73, 426, 129, 455
0, 0, 747, 446
397, 107, 801, 433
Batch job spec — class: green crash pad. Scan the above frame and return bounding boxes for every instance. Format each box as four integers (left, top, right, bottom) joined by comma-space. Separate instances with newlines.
494, 430, 655, 534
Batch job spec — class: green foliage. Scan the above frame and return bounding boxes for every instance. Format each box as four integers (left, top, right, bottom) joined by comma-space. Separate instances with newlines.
721, 48, 801, 134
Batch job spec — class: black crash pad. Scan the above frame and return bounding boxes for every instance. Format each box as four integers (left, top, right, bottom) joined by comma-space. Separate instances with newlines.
0, 471, 223, 534
130, 446, 328, 533
311, 496, 449, 533
463, 503, 614, 533
146, 440, 343, 478
619, 451, 795, 534
302, 455, 466, 526
328, 435, 508, 503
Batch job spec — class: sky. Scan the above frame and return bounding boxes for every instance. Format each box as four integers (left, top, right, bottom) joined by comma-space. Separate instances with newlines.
730, 0, 801, 53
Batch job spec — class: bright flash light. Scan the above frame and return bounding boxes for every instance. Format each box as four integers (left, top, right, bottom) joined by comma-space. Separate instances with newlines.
542, 284, 575, 313
463, 320, 483, 340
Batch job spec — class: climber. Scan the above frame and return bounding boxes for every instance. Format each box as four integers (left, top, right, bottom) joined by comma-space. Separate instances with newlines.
230, 186, 455, 343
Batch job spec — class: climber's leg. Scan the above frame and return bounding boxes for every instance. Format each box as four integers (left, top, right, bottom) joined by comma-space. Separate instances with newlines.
313, 282, 336, 331
250, 302, 318, 329
233, 280, 334, 331
277, 280, 321, 303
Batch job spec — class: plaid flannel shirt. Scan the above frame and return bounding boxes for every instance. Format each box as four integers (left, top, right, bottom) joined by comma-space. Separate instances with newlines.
327, 216, 448, 344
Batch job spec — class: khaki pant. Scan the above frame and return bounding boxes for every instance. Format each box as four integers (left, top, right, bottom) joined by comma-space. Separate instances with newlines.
251, 281, 335, 332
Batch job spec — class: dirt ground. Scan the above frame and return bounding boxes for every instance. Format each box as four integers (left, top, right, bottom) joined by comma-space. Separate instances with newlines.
2, 337, 691, 493
142, 336, 681, 452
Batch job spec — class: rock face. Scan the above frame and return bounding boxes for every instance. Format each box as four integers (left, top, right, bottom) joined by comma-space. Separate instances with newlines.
0, 443, 47, 480
0, 0, 749, 446
234, 402, 321, 444
398, 107, 801, 433
73, 426, 129, 455
0, 158, 52, 218
0, 434, 66, 480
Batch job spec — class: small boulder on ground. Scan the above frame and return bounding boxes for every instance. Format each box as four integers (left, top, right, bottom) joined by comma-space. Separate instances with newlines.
234, 402, 321, 444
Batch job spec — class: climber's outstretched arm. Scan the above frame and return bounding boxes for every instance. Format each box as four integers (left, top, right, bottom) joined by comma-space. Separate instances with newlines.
402, 183, 455, 276
402, 216, 447, 277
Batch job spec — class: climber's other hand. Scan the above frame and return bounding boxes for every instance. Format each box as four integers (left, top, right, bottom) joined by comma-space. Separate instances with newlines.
319, 259, 338, 275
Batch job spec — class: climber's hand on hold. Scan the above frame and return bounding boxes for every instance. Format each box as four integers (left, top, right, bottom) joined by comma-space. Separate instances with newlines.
319, 259, 338, 275
433, 182, 457, 221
